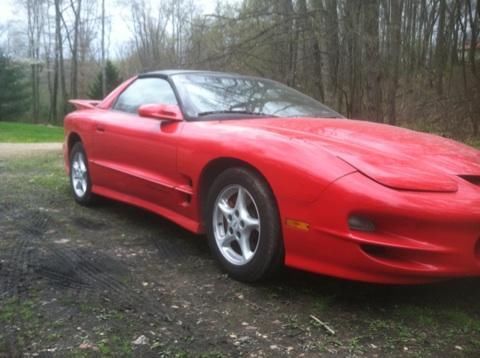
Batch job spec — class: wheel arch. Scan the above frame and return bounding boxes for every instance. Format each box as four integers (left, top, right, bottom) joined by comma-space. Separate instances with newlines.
67, 132, 83, 156
197, 157, 280, 226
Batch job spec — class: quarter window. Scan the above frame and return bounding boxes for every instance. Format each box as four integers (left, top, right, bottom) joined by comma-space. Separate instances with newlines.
113, 77, 177, 114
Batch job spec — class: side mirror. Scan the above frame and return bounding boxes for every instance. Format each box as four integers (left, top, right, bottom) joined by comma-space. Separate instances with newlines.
138, 104, 184, 121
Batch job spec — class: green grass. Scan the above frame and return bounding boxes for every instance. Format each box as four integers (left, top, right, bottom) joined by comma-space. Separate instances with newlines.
0, 298, 36, 323
4, 152, 67, 190
466, 138, 480, 149
0, 121, 63, 143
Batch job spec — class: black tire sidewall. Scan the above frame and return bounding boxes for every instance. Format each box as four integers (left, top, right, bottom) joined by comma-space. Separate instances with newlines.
69, 142, 94, 205
205, 167, 284, 282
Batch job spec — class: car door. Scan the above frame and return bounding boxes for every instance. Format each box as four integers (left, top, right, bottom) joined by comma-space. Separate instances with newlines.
89, 77, 185, 211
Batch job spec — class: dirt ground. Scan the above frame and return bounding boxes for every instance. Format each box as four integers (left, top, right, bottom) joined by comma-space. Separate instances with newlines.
0, 146, 479, 357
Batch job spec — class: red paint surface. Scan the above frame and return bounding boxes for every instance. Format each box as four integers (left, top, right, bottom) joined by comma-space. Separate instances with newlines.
64, 79, 480, 284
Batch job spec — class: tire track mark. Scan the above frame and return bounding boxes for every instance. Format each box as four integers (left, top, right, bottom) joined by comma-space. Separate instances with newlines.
37, 247, 126, 294
150, 235, 208, 262
0, 209, 52, 299
152, 238, 189, 259
35, 245, 170, 318
72, 216, 107, 230
0, 238, 30, 299
1, 204, 172, 322
18, 209, 52, 238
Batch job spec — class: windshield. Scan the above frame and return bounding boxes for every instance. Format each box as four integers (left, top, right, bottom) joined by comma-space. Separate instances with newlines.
171, 73, 341, 119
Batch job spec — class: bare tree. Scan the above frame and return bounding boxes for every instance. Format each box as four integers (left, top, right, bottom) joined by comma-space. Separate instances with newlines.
70, 0, 82, 99
364, 0, 383, 123
54, 0, 68, 118
4, 0, 480, 139
101, 0, 106, 97
25, 0, 44, 122
386, 0, 404, 125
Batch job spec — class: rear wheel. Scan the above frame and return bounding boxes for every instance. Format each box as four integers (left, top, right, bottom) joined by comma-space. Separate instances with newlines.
206, 167, 284, 282
70, 142, 95, 205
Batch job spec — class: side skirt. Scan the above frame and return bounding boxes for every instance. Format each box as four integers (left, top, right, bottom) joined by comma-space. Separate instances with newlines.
92, 185, 203, 234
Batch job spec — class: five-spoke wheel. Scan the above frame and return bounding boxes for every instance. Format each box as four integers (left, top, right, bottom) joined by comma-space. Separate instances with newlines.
69, 142, 94, 205
71, 151, 88, 198
213, 185, 261, 265
206, 167, 284, 282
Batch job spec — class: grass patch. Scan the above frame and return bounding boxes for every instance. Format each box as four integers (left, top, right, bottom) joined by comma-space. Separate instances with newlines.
97, 335, 132, 356
396, 305, 437, 326
0, 297, 42, 353
0, 121, 63, 143
394, 304, 480, 333
3, 152, 67, 190
0, 298, 36, 323
312, 295, 335, 313
466, 138, 480, 149
4, 151, 62, 171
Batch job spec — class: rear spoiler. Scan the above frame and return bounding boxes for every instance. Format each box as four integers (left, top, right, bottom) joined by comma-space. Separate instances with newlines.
69, 99, 101, 110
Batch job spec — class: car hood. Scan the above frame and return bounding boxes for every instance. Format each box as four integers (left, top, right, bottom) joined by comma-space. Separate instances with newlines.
217, 117, 480, 192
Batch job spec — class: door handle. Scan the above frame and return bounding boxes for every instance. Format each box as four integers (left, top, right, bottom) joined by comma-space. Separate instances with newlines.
96, 125, 105, 132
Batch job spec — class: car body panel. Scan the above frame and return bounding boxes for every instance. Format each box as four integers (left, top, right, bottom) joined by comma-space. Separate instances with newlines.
64, 72, 480, 284
214, 118, 480, 192
89, 110, 182, 210
284, 171, 480, 283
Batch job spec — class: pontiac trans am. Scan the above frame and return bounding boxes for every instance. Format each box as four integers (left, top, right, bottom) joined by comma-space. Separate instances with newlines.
64, 70, 480, 284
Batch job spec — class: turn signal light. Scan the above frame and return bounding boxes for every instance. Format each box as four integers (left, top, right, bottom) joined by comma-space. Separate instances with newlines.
286, 219, 310, 231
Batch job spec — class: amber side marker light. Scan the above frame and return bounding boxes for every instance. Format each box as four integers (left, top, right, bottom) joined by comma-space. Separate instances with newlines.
348, 215, 376, 232
286, 219, 310, 231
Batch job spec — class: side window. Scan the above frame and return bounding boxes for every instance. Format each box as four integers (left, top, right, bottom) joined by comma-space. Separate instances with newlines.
113, 77, 177, 114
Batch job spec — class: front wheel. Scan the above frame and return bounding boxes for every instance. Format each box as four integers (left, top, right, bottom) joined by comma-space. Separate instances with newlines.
205, 167, 284, 282
70, 142, 95, 205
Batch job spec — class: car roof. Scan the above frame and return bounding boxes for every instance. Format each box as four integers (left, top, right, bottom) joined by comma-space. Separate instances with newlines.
139, 69, 255, 79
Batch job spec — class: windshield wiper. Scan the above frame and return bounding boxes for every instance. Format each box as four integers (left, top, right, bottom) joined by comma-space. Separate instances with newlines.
197, 110, 277, 117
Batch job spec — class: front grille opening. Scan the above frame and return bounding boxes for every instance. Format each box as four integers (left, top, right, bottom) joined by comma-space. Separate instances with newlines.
361, 244, 435, 271
362, 245, 394, 260
459, 175, 480, 186
361, 244, 417, 265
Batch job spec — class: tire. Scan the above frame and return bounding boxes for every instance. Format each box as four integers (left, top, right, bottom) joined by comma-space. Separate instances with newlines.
69, 142, 95, 205
205, 167, 284, 282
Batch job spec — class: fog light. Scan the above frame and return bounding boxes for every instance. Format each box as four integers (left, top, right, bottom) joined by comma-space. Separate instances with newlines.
348, 215, 376, 232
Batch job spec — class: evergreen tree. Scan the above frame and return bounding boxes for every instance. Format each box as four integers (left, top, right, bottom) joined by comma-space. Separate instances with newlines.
0, 49, 30, 121
88, 60, 122, 99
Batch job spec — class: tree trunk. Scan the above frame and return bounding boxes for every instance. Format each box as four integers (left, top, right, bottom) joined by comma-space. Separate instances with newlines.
364, 0, 383, 122
55, 0, 68, 119
279, 0, 297, 86
27, 0, 41, 123
299, 0, 324, 100
435, 0, 447, 95
387, 0, 404, 125
70, 0, 82, 99
322, 0, 340, 105
467, 0, 479, 83
101, 0, 106, 97
345, 0, 362, 118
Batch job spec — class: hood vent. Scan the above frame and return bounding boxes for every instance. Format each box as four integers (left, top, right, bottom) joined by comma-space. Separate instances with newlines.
459, 175, 480, 186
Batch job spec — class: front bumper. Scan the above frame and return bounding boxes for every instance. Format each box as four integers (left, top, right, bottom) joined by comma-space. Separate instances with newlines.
282, 172, 480, 284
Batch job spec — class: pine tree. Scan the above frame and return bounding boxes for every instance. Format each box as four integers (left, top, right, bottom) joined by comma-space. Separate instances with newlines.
0, 50, 30, 121
88, 60, 122, 100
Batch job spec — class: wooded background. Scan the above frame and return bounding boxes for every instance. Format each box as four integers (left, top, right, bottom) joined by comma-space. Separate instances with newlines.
1, 0, 479, 141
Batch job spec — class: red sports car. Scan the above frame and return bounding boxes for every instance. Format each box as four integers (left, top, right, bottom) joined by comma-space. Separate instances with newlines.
64, 70, 480, 284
